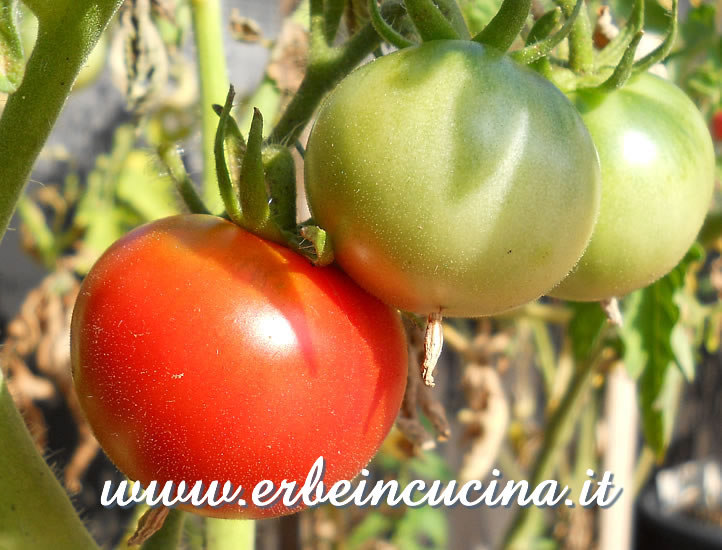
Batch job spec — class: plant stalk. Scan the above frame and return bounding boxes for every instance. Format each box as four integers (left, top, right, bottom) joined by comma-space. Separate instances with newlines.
0, 369, 101, 549
190, 0, 229, 212
206, 518, 255, 550
503, 346, 603, 549
0, 0, 123, 242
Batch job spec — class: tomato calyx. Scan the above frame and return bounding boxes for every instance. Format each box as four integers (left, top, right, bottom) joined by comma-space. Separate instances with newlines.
542, 0, 678, 93
164, 84, 334, 266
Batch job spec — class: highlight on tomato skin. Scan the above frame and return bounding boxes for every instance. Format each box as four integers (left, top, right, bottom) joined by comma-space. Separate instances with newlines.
550, 73, 716, 302
70, 214, 409, 519
304, 40, 602, 318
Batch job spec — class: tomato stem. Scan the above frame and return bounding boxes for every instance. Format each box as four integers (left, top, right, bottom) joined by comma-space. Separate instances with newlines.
190, 0, 230, 212
502, 331, 607, 549
428, 0, 470, 39
595, 0, 644, 68
369, 0, 416, 50
404, 0, 460, 42
268, 4, 396, 145
0, 0, 123, 243
633, 0, 678, 74
594, 31, 643, 92
0, 369, 101, 549
556, 0, 595, 74
206, 517, 255, 550
472, 0, 530, 53
512, 0, 582, 65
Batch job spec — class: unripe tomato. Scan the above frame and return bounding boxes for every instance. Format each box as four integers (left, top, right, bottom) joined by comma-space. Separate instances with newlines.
304, 40, 601, 317
71, 215, 408, 519
551, 73, 715, 301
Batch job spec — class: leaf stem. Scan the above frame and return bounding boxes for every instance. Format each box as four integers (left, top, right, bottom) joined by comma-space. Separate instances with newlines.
473, 0, 531, 52
190, 0, 229, 212
268, 4, 406, 145
556, 0, 594, 73
0, 0, 123, 242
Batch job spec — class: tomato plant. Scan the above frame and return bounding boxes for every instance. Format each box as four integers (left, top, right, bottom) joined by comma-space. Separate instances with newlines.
551, 72, 715, 301
70, 214, 408, 519
304, 40, 601, 317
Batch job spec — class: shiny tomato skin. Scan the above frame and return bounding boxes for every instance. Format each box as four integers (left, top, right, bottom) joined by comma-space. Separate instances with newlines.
551, 73, 715, 300
71, 215, 408, 519
304, 40, 601, 317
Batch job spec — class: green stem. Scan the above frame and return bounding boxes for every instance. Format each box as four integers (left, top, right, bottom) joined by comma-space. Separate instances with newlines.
206, 518, 255, 550
404, 0, 459, 42
556, 0, 594, 73
159, 145, 212, 215
214, 86, 243, 224
512, 0, 582, 65
0, 369, 100, 549
0, 0, 123, 243
633, 0, 678, 74
595, 31, 643, 92
190, 0, 229, 213
596, 0, 643, 68
269, 6, 402, 145
473, 0, 531, 52
502, 346, 603, 550
369, 0, 415, 50
141, 509, 186, 550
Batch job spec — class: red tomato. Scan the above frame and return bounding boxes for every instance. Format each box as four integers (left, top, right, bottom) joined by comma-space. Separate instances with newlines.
712, 110, 722, 142
71, 215, 408, 519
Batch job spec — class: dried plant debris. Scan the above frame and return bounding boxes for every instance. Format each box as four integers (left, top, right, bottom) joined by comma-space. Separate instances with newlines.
593, 5, 619, 50
395, 320, 451, 453
127, 506, 169, 546
458, 363, 510, 483
229, 10, 268, 45
111, 0, 170, 111
2, 269, 99, 492
268, 18, 310, 97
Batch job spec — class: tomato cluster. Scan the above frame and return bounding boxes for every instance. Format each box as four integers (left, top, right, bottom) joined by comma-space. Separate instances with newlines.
71, 21, 714, 524
305, 42, 714, 308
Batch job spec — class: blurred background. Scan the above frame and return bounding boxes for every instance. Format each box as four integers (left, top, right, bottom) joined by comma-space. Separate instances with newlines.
1, 0, 722, 549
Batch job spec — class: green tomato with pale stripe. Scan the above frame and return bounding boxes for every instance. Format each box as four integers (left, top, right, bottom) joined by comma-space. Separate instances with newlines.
305, 40, 601, 317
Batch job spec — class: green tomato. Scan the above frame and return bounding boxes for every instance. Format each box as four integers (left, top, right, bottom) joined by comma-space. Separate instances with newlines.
551, 73, 715, 301
305, 40, 601, 317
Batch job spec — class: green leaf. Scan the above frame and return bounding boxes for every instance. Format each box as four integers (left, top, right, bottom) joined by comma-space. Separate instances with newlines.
116, 151, 182, 221
392, 506, 448, 550
407, 449, 453, 481
670, 322, 694, 382
0, 0, 24, 93
621, 245, 703, 457
347, 511, 393, 549
567, 301, 607, 362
